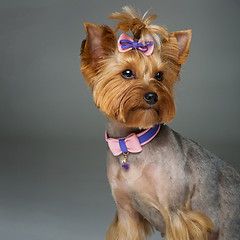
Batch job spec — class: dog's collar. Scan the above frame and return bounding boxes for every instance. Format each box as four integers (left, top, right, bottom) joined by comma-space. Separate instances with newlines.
105, 124, 160, 170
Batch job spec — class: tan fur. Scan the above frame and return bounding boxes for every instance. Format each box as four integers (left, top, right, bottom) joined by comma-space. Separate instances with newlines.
106, 188, 153, 240
92, 49, 177, 128
106, 212, 153, 240
80, 16, 189, 128
135, 194, 215, 240
165, 208, 215, 240
109, 6, 168, 46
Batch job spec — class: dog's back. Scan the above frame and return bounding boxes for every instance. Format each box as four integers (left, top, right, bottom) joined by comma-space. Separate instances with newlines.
166, 125, 240, 239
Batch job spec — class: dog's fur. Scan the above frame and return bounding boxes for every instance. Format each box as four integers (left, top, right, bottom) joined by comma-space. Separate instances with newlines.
80, 7, 240, 240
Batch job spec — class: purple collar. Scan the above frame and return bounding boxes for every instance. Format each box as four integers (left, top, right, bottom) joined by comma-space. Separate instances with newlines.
105, 124, 160, 170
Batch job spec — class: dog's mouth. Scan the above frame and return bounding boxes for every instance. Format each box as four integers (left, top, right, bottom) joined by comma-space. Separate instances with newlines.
132, 106, 159, 113
130, 106, 160, 119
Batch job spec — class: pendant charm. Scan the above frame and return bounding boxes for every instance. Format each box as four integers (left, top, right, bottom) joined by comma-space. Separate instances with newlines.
121, 152, 130, 171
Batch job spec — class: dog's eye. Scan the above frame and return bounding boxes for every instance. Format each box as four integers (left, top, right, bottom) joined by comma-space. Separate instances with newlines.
154, 72, 163, 81
121, 69, 135, 79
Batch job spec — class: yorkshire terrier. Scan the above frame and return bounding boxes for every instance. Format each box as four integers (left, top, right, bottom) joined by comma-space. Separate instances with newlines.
80, 7, 240, 240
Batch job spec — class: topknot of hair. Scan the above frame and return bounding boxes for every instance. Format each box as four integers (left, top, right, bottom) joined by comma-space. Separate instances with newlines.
109, 6, 168, 49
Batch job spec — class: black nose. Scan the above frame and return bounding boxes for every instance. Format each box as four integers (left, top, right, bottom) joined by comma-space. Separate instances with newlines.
144, 92, 158, 105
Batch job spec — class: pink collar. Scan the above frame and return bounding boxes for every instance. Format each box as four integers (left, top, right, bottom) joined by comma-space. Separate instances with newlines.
105, 124, 160, 156
105, 124, 160, 170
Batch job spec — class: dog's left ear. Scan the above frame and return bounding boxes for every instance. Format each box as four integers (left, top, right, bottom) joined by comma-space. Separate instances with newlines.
170, 30, 192, 64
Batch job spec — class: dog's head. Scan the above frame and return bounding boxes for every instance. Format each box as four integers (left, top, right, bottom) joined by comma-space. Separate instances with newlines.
80, 7, 191, 129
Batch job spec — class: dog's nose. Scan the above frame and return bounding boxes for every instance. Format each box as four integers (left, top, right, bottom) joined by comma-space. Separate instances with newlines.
144, 92, 158, 105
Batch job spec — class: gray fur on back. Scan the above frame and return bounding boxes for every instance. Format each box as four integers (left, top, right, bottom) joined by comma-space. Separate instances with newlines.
155, 125, 240, 238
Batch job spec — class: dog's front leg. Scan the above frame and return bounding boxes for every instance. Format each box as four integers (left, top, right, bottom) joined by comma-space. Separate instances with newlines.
106, 207, 153, 240
106, 189, 153, 240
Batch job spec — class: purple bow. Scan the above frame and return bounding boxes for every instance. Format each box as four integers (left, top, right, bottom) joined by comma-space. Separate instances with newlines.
118, 33, 154, 56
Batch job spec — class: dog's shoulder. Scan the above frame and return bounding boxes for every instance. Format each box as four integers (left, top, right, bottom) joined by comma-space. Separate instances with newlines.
155, 124, 227, 171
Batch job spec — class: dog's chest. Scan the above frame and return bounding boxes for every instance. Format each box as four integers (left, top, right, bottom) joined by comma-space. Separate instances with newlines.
107, 146, 187, 201
107, 147, 189, 231
107, 151, 163, 198
107, 152, 170, 231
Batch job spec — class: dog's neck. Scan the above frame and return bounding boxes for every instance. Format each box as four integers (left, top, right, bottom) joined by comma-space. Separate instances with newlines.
106, 119, 143, 138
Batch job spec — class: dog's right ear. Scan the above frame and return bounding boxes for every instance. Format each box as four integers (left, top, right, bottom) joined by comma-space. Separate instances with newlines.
81, 23, 116, 65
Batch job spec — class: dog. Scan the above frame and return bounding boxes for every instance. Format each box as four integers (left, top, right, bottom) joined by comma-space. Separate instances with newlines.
80, 6, 240, 240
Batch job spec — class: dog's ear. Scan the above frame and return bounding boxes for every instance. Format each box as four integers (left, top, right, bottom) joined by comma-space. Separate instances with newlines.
81, 23, 116, 65
82, 23, 104, 60
170, 30, 192, 64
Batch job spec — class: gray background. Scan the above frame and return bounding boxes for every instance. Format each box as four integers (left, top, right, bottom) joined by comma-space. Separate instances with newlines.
0, 0, 239, 239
